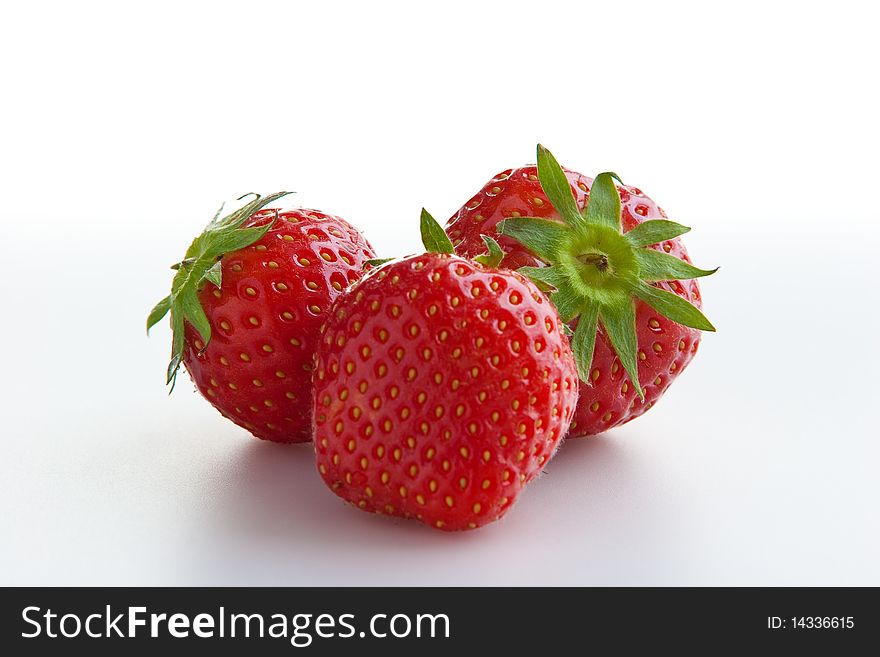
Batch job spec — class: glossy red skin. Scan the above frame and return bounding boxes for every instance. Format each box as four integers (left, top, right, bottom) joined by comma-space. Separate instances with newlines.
446, 166, 703, 437
183, 208, 375, 443
313, 253, 578, 531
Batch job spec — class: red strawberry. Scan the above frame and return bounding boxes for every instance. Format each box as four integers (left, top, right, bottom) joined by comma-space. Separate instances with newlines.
446, 145, 716, 437
148, 193, 376, 443
312, 212, 578, 530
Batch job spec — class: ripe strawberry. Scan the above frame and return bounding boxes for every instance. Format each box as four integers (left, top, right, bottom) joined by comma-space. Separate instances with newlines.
446, 145, 716, 437
313, 211, 579, 531
148, 193, 376, 443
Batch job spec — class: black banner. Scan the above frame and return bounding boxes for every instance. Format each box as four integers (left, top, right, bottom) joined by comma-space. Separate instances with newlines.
1, 587, 876, 654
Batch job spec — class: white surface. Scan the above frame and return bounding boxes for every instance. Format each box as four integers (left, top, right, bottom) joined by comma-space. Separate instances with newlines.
1, 0, 878, 585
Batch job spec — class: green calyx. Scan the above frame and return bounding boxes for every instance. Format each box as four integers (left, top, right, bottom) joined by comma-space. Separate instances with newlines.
364, 210, 505, 278
420, 207, 504, 267
147, 191, 292, 390
499, 144, 717, 399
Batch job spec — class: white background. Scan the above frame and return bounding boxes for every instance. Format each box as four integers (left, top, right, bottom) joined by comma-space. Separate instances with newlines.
1, 0, 878, 585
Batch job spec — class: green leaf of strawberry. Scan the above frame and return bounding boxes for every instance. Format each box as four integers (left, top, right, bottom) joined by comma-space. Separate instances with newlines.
419, 208, 455, 254
473, 235, 505, 268
498, 145, 718, 399
147, 192, 292, 388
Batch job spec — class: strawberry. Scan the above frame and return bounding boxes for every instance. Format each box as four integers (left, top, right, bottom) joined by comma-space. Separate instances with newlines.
312, 211, 579, 530
148, 193, 376, 443
446, 145, 716, 437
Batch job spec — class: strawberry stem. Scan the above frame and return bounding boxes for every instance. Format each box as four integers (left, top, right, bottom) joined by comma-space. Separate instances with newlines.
577, 252, 609, 272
